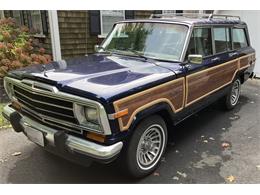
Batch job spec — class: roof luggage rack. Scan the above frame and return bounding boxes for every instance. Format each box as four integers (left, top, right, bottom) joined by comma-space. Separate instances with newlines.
150, 13, 241, 21
208, 14, 240, 20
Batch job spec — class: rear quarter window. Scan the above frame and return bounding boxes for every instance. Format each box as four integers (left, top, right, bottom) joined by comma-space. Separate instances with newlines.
232, 28, 248, 49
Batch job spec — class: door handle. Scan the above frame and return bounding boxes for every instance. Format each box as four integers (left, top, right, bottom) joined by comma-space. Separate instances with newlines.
229, 52, 238, 57
211, 57, 220, 62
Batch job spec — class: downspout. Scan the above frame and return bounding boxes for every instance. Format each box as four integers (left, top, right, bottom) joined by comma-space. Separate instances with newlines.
48, 10, 62, 61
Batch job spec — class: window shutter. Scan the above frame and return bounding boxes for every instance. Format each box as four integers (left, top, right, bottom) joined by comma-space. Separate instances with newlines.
153, 10, 162, 14
176, 10, 183, 14
41, 10, 48, 35
26, 11, 32, 29
89, 10, 101, 36
125, 10, 135, 19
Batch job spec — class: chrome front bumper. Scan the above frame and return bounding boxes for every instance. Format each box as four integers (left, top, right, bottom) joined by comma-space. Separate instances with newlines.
3, 104, 123, 161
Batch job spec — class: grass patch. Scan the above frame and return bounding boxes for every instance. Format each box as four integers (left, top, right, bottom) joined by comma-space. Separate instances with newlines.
0, 103, 11, 129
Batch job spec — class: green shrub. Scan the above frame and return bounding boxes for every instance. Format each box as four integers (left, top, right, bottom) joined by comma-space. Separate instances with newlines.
0, 17, 52, 77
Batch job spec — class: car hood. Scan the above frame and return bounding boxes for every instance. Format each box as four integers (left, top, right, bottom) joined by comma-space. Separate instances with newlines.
8, 54, 180, 102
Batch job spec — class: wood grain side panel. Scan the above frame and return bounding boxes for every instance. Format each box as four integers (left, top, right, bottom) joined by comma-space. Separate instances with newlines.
186, 60, 238, 106
239, 53, 255, 69
113, 78, 185, 131
240, 56, 250, 69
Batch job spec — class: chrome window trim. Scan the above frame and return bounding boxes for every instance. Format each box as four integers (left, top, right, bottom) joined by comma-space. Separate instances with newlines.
4, 76, 112, 135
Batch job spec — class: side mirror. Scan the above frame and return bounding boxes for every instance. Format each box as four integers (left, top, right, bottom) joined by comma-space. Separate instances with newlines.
188, 54, 203, 65
94, 45, 100, 52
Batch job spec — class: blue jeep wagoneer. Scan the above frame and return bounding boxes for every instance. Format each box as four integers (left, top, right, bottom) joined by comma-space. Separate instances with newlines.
3, 13, 256, 178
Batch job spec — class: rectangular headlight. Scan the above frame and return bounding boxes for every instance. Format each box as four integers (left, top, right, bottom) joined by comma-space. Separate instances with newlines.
73, 103, 103, 133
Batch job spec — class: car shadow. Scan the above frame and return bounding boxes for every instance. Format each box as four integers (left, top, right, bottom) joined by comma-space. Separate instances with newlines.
7, 95, 250, 184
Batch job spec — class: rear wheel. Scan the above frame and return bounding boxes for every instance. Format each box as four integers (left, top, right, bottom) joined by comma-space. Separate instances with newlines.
223, 78, 241, 110
123, 115, 168, 178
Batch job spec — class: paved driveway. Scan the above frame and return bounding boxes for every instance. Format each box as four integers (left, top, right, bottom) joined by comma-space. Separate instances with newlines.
0, 79, 259, 184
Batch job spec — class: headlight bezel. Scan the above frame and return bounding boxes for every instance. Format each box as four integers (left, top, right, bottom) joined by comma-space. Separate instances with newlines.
73, 103, 107, 134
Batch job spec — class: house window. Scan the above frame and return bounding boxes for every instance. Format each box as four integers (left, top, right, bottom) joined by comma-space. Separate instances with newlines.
30, 11, 44, 36
163, 10, 176, 14
100, 10, 125, 36
11, 11, 45, 36
12, 11, 22, 25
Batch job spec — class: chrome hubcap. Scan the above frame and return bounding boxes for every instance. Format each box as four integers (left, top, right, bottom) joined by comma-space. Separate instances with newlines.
136, 124, 165, 170
230, 80, 240, 106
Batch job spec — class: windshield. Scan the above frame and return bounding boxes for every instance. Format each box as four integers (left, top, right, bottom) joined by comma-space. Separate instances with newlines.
101, 22, 189, 61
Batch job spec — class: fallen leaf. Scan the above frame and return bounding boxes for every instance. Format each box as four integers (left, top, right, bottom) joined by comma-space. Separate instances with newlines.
222, 142, 230, 149
209, 137, 215, 141
177, 171, 187, 178
12, 152, 21, 156
229, 116, 239, 120
153, 172, 160, 176
172, 176, 179, 180
256, 165, 260, 171
226, 175, 235, 183
161, 157, 166, 162
203, 140, 208, 143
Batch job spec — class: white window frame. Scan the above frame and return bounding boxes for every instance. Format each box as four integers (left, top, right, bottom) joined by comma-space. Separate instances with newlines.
99, 10, 125, 38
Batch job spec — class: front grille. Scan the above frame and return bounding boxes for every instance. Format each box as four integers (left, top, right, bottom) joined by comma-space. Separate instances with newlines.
12, 85, 83, 134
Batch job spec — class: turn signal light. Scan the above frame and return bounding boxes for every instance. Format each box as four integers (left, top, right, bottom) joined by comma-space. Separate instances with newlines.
86, 132, 106, 143
113, 108, 129, 119
11, 100, 22, 111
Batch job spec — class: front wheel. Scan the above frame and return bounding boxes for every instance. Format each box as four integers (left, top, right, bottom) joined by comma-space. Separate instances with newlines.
223, 78, 241, 110
123, 115, 168, 178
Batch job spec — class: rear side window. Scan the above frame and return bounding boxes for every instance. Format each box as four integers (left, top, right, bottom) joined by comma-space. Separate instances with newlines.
233, 28, 248, 49
213, 27, 232, 53
186, 28, 213, 58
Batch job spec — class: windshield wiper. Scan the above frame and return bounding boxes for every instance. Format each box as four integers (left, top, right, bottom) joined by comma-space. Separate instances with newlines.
122, 49, 164, 66
123, 49, 148, 60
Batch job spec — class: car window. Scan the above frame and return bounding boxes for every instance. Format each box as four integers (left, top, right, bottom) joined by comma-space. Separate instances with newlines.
233, 28, 248, 49
102, 22, 189, 62
186, 28, 213, 58
213, 27, 232, 53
